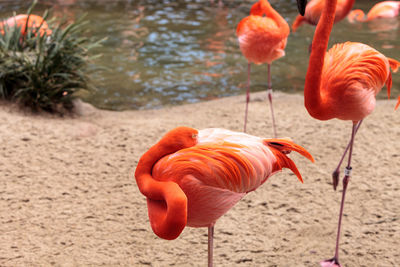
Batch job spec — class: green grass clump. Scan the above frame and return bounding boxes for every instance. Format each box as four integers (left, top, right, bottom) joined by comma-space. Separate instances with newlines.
0, 3, 103, 114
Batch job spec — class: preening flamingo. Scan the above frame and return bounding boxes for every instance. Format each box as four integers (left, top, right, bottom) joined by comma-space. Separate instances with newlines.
236, 0, 289, 135
292, 0, 355, 32
297, 0, 400, 266
0, 14, 52, 36
348, 1, 400, 23
135, 126, 314, 266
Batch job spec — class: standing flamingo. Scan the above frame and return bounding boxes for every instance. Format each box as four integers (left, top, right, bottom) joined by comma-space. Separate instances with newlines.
135, 126, 314, 266
347, 1, 400, 23
0, 14, 52, 36
296, 0, 400, 266
292, 0, 355, 32
236, 0, 290, 135
396, 96, 400, 110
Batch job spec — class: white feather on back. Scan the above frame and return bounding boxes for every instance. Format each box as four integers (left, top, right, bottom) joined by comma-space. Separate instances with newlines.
197, 128, 278, 192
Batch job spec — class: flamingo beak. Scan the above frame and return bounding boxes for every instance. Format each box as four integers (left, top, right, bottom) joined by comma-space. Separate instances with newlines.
297, 0, 308, 16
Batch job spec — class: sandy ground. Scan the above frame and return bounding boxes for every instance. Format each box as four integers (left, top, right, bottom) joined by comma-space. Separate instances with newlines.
0, 92, 399, 266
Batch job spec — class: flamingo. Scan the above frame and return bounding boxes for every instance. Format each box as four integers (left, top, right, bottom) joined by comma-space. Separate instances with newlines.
347, 1, 400, 23
292, 0, 355, 32
135, 126, 314, 267
396, 96, 400, 110
296, 0, 400, 266
0, 14, 52, 36
236, 0, 290, 135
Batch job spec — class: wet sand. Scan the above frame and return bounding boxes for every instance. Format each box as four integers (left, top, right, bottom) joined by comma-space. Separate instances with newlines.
0, 92, 399, 266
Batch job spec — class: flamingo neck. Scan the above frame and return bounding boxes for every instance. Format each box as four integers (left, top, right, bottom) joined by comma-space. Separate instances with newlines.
134, 140, 175, 199
304, 0, 338, 118
134, 127, 198, 240
135, 139, 189, 240
260, 0, 289, 31
348, 9, 366, 22
135, 127, 198, 197
135, 144, 166, 178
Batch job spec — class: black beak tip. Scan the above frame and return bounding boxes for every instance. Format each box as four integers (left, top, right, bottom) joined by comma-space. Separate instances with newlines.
297, 0, 307, 16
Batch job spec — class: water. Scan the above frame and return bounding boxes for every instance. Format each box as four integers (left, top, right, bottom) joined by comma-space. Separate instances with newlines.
1, 0, 399, 110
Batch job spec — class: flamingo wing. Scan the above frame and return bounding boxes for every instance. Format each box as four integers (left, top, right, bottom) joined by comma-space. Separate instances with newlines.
318, 42, 394, 121
367, 1, 400, 20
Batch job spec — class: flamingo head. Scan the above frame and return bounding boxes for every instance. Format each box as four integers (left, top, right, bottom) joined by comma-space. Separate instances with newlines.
297, 0, 308, 16
250, 0, 264, 16
264, 138, 314, 183
135, 126, 198, 179
158, 126, 198, 153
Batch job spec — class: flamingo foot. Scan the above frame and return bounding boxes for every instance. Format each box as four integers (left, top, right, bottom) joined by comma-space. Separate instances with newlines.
320, 258, 342, 267
332, 170, 339, 191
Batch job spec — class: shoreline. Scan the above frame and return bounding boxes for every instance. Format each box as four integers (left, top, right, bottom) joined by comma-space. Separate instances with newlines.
0, 92, 399, 266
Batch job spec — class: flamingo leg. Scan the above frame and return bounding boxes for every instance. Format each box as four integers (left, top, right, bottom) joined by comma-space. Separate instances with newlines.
208, 225, 214, 267
321, 121, 358, 267
243, 63, 251, 133
267, 64, 277, 137
332, 120, 363, 190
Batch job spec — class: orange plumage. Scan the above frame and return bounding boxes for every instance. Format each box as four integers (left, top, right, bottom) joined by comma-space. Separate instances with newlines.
135, 127, 313, 241
310, 41, 399, 121
304, 2, 400, 122
237, 0, 289, 65
0, 14, 52, 36
348, 1, 400, 23
292, 0, 355, 32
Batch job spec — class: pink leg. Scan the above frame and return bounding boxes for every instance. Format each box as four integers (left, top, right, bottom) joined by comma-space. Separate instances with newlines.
332, 120, 363, 190
243, 63, 251, 133
267, 64, 277, 137
208, 225, 214, 267
321, 122, 358, 267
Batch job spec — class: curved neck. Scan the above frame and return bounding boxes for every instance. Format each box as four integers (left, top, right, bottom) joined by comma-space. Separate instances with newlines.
135, 144, 164, 178
135, 139, 189, 240
135, 141, 170, 200
260, 0, 289, 31
134, 128, 197, 240
348, 9, 366, 23
304, 0, 338, 117
135, 135, 186, 197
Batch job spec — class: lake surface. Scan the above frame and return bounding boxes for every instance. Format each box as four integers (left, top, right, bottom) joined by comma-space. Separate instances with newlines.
1, 0, 399, 110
